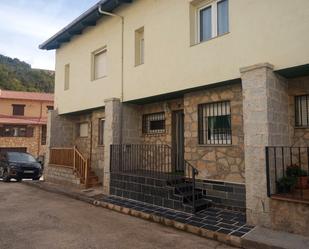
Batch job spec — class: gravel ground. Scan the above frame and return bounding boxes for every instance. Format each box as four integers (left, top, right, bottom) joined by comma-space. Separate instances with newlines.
0, 181, 235, 249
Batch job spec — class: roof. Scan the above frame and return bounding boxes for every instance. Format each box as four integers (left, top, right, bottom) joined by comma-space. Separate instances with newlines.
0, 90, 54, 102
39, 0, 132, 50
0, 115, 47, 125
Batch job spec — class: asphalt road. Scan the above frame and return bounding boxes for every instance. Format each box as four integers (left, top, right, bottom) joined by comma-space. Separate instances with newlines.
0, 182, 235, 249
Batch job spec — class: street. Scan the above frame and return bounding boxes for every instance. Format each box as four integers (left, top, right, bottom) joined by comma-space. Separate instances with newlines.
0, 182, 235, 249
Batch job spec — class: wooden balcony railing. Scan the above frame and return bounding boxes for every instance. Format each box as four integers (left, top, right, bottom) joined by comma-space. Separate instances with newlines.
49, 146, 89, 186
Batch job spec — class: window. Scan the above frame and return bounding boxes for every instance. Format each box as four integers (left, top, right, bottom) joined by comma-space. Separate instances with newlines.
198, 0, 229, 42
135, 27, 145, 66
64, 64, 70, 90
92, 48, 107, 80
41, 125, 47, 145
47, 106, 54, 111
295, 95, 309, 127
78, 123, 88, 138
0, 125, 34, 137
12, 104, 25, 116
98, 118, 105, 145
142, 112, 165, 134
198, 101, 231, 145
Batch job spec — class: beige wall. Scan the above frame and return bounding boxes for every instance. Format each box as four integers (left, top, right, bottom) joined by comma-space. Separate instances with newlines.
55, 0, 309, 114
0, 99, 53, 118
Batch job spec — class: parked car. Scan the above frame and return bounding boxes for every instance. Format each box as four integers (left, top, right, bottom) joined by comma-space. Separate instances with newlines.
0, 152, 43, 182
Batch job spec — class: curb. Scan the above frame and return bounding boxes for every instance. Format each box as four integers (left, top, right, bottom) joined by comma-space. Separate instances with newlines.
23, 181, 242, 248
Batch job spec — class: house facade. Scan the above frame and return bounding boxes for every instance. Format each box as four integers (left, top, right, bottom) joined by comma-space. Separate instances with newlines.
0, 90, 54, 157
40, 0, 309, 236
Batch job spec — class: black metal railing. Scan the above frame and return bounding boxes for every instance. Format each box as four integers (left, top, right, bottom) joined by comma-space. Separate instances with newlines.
266, 146, 309, 201
110, 144, 199, 209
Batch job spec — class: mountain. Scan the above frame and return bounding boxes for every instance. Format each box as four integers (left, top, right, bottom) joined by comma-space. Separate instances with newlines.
0, 54, 54, 93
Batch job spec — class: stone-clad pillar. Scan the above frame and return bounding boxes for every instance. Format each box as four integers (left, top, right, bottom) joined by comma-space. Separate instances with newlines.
241, 63, 289, 227
103, 98, 121, 194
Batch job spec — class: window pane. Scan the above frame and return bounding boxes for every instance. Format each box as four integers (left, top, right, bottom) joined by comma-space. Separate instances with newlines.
94, 50, 107, 79
198, 101, 231, 145
200, 6, 212, 42
98, 119, 105, 145
217, 0, 229, 35
295, 95, 309, 126
64, 64, 70, 90
142, 112, 165, 134
79, 123, 88, 137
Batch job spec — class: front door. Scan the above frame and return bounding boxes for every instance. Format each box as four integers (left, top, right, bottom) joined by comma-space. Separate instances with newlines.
172, 110, 185, 172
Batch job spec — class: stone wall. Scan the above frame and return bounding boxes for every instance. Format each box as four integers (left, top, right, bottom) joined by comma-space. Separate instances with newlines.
0, 125, 46, 157
140, 99, 184, 145
184, 83, 245, 184
45, 165, 81, 187
270, 199, 309, 237
288, 76, 309, 146
49, 110, 74, 148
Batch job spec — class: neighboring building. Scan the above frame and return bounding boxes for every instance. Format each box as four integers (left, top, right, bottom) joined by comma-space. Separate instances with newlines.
0, 90, 54, 157
40, 0, 309, 237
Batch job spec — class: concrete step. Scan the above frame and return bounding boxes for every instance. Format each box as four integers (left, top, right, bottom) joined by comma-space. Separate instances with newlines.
242, 226, 309, 249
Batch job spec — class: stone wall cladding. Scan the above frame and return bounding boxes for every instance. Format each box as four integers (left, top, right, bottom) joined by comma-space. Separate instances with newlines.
71, 109, 105, 181
195, 180, 246, 211
140, 99, 184, 145
241, 63, 290, 227
270, 199, 309, 237
184, 83, 245, 183
45, 165, 81, 187
288, 76, 309, 146
49, 110, 74, 148
0, 125, 46, 157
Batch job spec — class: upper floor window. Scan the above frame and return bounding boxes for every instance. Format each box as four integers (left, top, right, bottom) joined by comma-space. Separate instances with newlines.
92, 48, 107, 80
12, 104, 25, 116
198, 0, 229, 43
295, 95, 309, 127
198, 101, 231, 145
64, 64, 70, 90
142, 112, 165, 134
135, 27, 144, 66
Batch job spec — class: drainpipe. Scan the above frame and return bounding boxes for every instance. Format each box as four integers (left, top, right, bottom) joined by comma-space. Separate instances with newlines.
98, 6, 124, 144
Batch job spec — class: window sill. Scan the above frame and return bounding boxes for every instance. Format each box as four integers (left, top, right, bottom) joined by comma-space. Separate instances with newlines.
92, 75, 108, 82
190, 32, 230, 48
294, 126, 309, 129
197, 144, 234, 148
135, 62, 144, 67
142, 132, 166, 137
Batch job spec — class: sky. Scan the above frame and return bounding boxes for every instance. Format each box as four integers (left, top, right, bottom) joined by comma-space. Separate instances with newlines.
0, 0, 99, 70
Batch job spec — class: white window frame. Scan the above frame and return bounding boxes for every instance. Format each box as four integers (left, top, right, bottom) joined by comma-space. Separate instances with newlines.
197, 0, 228, 43
92, 47, 107, 81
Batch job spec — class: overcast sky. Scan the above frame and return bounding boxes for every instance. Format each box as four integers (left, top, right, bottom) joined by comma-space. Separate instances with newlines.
0, 0, 99, 70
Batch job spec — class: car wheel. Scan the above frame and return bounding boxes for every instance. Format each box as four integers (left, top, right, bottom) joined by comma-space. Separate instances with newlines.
2, 170, 10, 182
16, 177, 22, 182
32, 177, 40, 181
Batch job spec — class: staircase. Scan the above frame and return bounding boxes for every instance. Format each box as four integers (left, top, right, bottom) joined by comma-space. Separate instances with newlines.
168, 178, 212, 213
49, 147, 100, 189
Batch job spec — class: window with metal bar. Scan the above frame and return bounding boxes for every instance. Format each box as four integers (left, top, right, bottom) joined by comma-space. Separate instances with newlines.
198, 101, 231, 145
41, 125, 47, 145
295, 95, 309, 127
142, 112, 165, 134
0, 125, 33, 137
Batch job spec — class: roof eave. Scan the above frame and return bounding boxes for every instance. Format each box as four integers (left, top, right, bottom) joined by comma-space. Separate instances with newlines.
39, 0, 132, 51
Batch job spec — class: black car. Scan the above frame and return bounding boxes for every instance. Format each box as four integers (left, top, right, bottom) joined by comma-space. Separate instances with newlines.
0, 152, 43, 182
